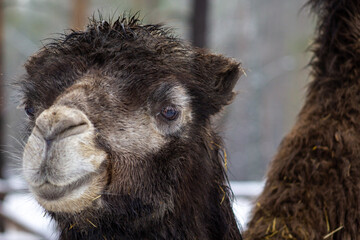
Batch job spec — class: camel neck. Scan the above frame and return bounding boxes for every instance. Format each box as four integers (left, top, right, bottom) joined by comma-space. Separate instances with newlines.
309, 1, 360, 82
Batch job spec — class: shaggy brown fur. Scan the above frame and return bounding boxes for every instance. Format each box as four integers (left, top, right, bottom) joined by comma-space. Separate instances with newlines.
244, 0, 360, 239
19, 15, 243, 240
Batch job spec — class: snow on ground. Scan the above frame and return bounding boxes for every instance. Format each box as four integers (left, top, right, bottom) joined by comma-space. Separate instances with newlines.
231, 181, 264, 228
233, 197, 253, 228
1, 181, 264, 239
230, 181, 265, 198
0, 230, 42, 240
2, 193, 58, 239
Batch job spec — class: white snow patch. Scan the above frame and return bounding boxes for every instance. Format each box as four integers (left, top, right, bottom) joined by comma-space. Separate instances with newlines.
230, 181, 265, 198
3, 193, 58, 239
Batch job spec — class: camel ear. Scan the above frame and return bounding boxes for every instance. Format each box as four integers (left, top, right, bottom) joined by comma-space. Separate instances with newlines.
194, 51, 243, 115
210, 54, 241, 104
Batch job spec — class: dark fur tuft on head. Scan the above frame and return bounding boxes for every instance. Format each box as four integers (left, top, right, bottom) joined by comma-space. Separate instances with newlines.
41, 13, 175, 59
23, 14, 243, 118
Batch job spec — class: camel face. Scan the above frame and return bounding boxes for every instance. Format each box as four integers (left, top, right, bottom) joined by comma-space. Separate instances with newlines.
19, 17, 242, 239
22, 72, 193, 213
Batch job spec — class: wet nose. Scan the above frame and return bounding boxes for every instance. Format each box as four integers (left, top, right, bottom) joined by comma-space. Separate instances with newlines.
35, 106, 90, 141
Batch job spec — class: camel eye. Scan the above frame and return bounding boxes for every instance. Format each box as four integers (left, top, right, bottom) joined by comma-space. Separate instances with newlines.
160, 106, 179, 121
25, 106, 35, 117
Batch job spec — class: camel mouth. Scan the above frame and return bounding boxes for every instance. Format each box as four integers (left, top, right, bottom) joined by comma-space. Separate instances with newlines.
32, 173, 94, 201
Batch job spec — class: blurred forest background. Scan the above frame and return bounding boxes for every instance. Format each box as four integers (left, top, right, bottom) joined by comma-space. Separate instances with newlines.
0, 0, 316, 238
3, 0, 314, 182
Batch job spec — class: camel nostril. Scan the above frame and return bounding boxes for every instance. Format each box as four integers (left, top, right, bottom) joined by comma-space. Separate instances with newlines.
57, 122, 89, 139
35, 106, 91, 140
45, 139, 53, 148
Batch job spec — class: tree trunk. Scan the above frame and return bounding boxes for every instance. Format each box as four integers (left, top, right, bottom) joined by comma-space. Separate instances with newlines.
0, 0, 5, 232
72, 0, 90, 30
191, 0, 209, 48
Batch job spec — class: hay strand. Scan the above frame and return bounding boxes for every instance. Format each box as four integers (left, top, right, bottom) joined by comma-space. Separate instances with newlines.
323, 226, 344, 239
272, 218, 277, 232
86, 218, 97, 228
218, 185, 225, 205
323, 207, 330, 232
265, 230, 279, 239
69, 223, 76, 230
92, 195, 102, 201
312, 145, 329, 151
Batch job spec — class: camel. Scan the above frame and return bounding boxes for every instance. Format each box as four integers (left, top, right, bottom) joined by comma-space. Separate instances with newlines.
245, 0, 360, 239
19, 15, 243, 239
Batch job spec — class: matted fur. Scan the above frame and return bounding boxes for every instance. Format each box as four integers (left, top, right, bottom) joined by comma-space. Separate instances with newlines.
19, 14, 243, 240
245, 0, 360, 239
